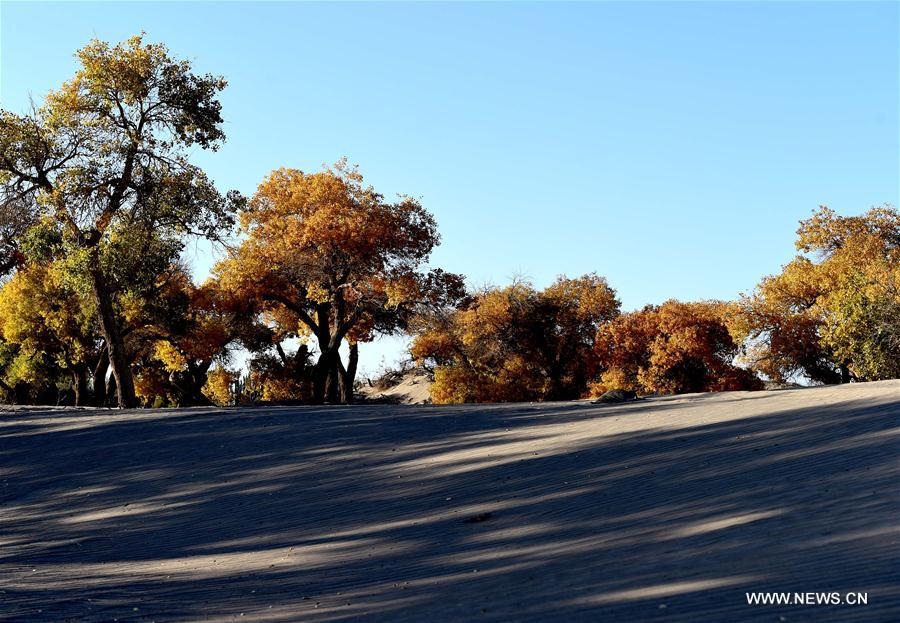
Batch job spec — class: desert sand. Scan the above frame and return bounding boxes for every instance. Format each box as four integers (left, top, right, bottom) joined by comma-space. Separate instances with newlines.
1, 381, 898, 622
358, 372, 433, 404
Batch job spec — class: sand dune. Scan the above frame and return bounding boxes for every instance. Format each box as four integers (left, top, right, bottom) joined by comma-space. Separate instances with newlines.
1, 381, 898, 622
358, 372, 433, 404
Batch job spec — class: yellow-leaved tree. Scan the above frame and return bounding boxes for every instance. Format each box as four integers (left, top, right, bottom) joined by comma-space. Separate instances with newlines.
0, 262, 101, 404
0, 35, 239, 407
729, 206, 900, 383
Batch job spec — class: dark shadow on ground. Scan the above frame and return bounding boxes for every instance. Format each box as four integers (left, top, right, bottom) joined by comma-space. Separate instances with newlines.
1, 383, 898, 622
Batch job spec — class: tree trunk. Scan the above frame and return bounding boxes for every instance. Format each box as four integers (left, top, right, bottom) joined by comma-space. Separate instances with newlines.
72, 367, 88, 407
275, 341, 289, 366
546, 356, 565, 401
839, 364, 852, 384
89, 264, 136, 408
311, 348, 341, 404
312, 357, 328, 404
14, 381, 30, 405
91, 346, 109, 407
187, 360, 213, 406
310, 302, 359, 405
106, 369, 117, 406
339, 342, 358, 404
323, 349, 341, 403
311, 304, 333, 404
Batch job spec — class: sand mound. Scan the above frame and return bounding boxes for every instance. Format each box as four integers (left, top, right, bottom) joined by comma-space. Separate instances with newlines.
1, 381, 898, 621
359, 370, 433, 404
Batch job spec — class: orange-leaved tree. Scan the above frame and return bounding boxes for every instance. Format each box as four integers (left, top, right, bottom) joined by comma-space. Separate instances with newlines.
593, 300, 762, 395
133, 271, 261, 406
216, 160, 465, 404
411, 275, 620, 403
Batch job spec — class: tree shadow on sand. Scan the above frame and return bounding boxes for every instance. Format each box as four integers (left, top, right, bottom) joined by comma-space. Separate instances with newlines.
1, 385, 898, 622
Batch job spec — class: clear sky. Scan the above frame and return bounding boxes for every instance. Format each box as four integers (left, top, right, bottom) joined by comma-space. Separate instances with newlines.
2, 1, 898, 376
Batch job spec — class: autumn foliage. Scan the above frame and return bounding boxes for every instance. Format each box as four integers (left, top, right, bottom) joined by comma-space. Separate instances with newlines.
411, 275, 620, 403
0, 34, 897, 409
215, 161, 465, 404
0, 35, 237, 407
729, 205, 900, 383
593, 301, 763, 395
0, 261, 99, 404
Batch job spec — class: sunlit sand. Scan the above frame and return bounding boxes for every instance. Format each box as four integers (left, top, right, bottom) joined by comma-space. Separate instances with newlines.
2, 381, 898, 621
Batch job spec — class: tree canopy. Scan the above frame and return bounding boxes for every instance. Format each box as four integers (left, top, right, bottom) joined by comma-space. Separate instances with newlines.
0, 34, 896, 409
594, 300, 763, 395
215, 160, 466, 404
0, 34, 238, 407
729, 205, 900, 384
411, 275, 620, 403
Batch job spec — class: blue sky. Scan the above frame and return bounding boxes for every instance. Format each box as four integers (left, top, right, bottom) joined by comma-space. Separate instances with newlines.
2, 1, 898, 375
